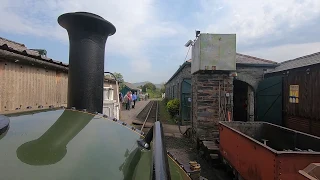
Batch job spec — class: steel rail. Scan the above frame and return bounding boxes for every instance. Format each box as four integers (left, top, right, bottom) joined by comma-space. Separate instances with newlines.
137, 101, 171, 180
140, 101, 155, 131
155, 101, 159, 122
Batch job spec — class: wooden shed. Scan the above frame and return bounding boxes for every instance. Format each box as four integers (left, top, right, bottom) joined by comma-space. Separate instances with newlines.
0, 37, 68, 114
263, 52, 320, 137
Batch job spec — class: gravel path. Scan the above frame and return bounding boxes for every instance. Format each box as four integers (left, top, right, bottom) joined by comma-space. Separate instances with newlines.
165, 136, 232, 180
120, 99, 232, 180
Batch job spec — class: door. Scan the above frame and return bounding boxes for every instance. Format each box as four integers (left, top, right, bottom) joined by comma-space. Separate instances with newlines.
233, 80, 249, 122
256, 76, 283, 125
181, 79, 191, 122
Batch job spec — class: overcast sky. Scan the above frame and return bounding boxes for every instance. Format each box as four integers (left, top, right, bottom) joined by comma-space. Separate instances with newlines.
1, 0, 320, 84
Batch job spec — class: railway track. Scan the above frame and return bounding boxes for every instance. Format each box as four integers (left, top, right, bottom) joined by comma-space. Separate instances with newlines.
134, 100, 159, 134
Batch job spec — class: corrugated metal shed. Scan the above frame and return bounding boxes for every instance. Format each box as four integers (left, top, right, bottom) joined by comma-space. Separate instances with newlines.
268, 52, 320, 73
0, 37, 68, 68
0, 37, 69, 113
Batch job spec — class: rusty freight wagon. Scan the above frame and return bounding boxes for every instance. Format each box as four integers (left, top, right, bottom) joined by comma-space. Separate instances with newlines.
219, 121, 320, 180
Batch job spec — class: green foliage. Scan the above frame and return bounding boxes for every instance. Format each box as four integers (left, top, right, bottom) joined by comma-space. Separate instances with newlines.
163, 97, 169, 105
158, 99, 175, 124
109, 72, 124, 91
166, 99, 180, 118
159, 82, 165, 93
142, 82, 156, 92
113, 72, 124, 83
146, 88, 162, 98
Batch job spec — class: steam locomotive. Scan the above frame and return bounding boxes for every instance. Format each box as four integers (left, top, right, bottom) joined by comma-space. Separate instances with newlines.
0, 12, 190, 180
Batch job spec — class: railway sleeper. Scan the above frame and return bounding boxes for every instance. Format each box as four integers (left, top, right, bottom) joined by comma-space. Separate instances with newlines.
202, 141, 219, 153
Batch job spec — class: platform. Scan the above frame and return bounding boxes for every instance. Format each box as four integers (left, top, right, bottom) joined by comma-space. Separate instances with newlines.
119, 100, 150, 125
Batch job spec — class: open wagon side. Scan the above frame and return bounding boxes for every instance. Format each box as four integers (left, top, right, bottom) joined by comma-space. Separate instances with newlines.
219, 121, 320, 180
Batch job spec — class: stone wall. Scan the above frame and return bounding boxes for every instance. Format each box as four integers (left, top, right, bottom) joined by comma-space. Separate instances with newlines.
236, 66, 275, 90
165, 63, 191, 100
192, 72, 233, 139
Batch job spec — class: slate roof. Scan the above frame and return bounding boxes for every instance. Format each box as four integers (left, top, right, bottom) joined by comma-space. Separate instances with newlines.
236, 53, 277, 64
0, 37, 68, 67
165, 53, 276, 84
165, 60, 191, 85
268, 52, 320, 73
123, 82, 140, 90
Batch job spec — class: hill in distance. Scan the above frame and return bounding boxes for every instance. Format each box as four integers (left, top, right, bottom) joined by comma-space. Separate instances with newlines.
132, 81, 162, 89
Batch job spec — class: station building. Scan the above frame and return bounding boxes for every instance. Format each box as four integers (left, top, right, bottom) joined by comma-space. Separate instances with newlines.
165, 53, 278, 126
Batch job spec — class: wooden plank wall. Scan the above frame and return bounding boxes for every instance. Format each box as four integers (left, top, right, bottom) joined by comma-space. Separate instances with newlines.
0, 61, 68, 113
282, 64, 320, 136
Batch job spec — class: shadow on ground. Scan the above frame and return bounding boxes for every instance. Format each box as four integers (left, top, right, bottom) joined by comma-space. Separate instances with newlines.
164, 136, 232, 180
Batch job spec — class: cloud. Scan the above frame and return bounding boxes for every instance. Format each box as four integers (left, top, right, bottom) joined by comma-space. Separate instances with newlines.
243, 42, 320, 62
0, 0, 181, 73
198, 0, 320, 48
1, 0, 320, 83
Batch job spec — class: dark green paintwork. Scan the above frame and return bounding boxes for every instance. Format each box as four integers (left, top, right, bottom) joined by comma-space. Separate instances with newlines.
0, 109, 190, 180
181, 79, 191, 123
168, 157, 191, 180
256, 76, 283, 125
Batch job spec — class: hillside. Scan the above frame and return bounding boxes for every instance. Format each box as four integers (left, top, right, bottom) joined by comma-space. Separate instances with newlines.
132, 81, 162, 89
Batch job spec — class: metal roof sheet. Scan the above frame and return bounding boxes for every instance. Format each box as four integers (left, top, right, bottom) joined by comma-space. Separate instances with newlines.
268, 52, 320, 73
0, 37, 68, 67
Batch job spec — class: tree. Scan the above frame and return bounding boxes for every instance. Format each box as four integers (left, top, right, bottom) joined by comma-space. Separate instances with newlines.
142, 82, 156, 92
113, 72, 124, 83
160, 82, 165, 93
105, 72, 125, 90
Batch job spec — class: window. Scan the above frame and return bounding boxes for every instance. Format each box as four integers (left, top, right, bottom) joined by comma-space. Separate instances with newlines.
103, 87, 114, 101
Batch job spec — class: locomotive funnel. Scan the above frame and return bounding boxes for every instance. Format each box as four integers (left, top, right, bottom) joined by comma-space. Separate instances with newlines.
58, 12, 116, 113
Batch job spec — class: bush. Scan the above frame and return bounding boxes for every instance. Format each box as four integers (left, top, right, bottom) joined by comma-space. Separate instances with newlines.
163, 97, 169, 105
146, 89, 162, 99
166, 99, 180, 118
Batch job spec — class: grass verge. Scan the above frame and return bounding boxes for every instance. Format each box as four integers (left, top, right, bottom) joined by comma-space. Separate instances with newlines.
158, 99, 175, 125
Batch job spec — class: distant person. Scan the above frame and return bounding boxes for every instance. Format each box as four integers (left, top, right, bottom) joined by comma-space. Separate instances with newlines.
132, 92, 137, 109
123, 92, 128, 110
128, 91, 132, 110
119, 93, 123, 103
124, 92, 131, 110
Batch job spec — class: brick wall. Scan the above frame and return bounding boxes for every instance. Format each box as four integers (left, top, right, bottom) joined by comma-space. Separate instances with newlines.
192, 72, 233, 139
165, 63, 191, 100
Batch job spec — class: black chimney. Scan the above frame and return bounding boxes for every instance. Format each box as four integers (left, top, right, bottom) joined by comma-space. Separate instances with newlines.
58, 12, 116, 113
